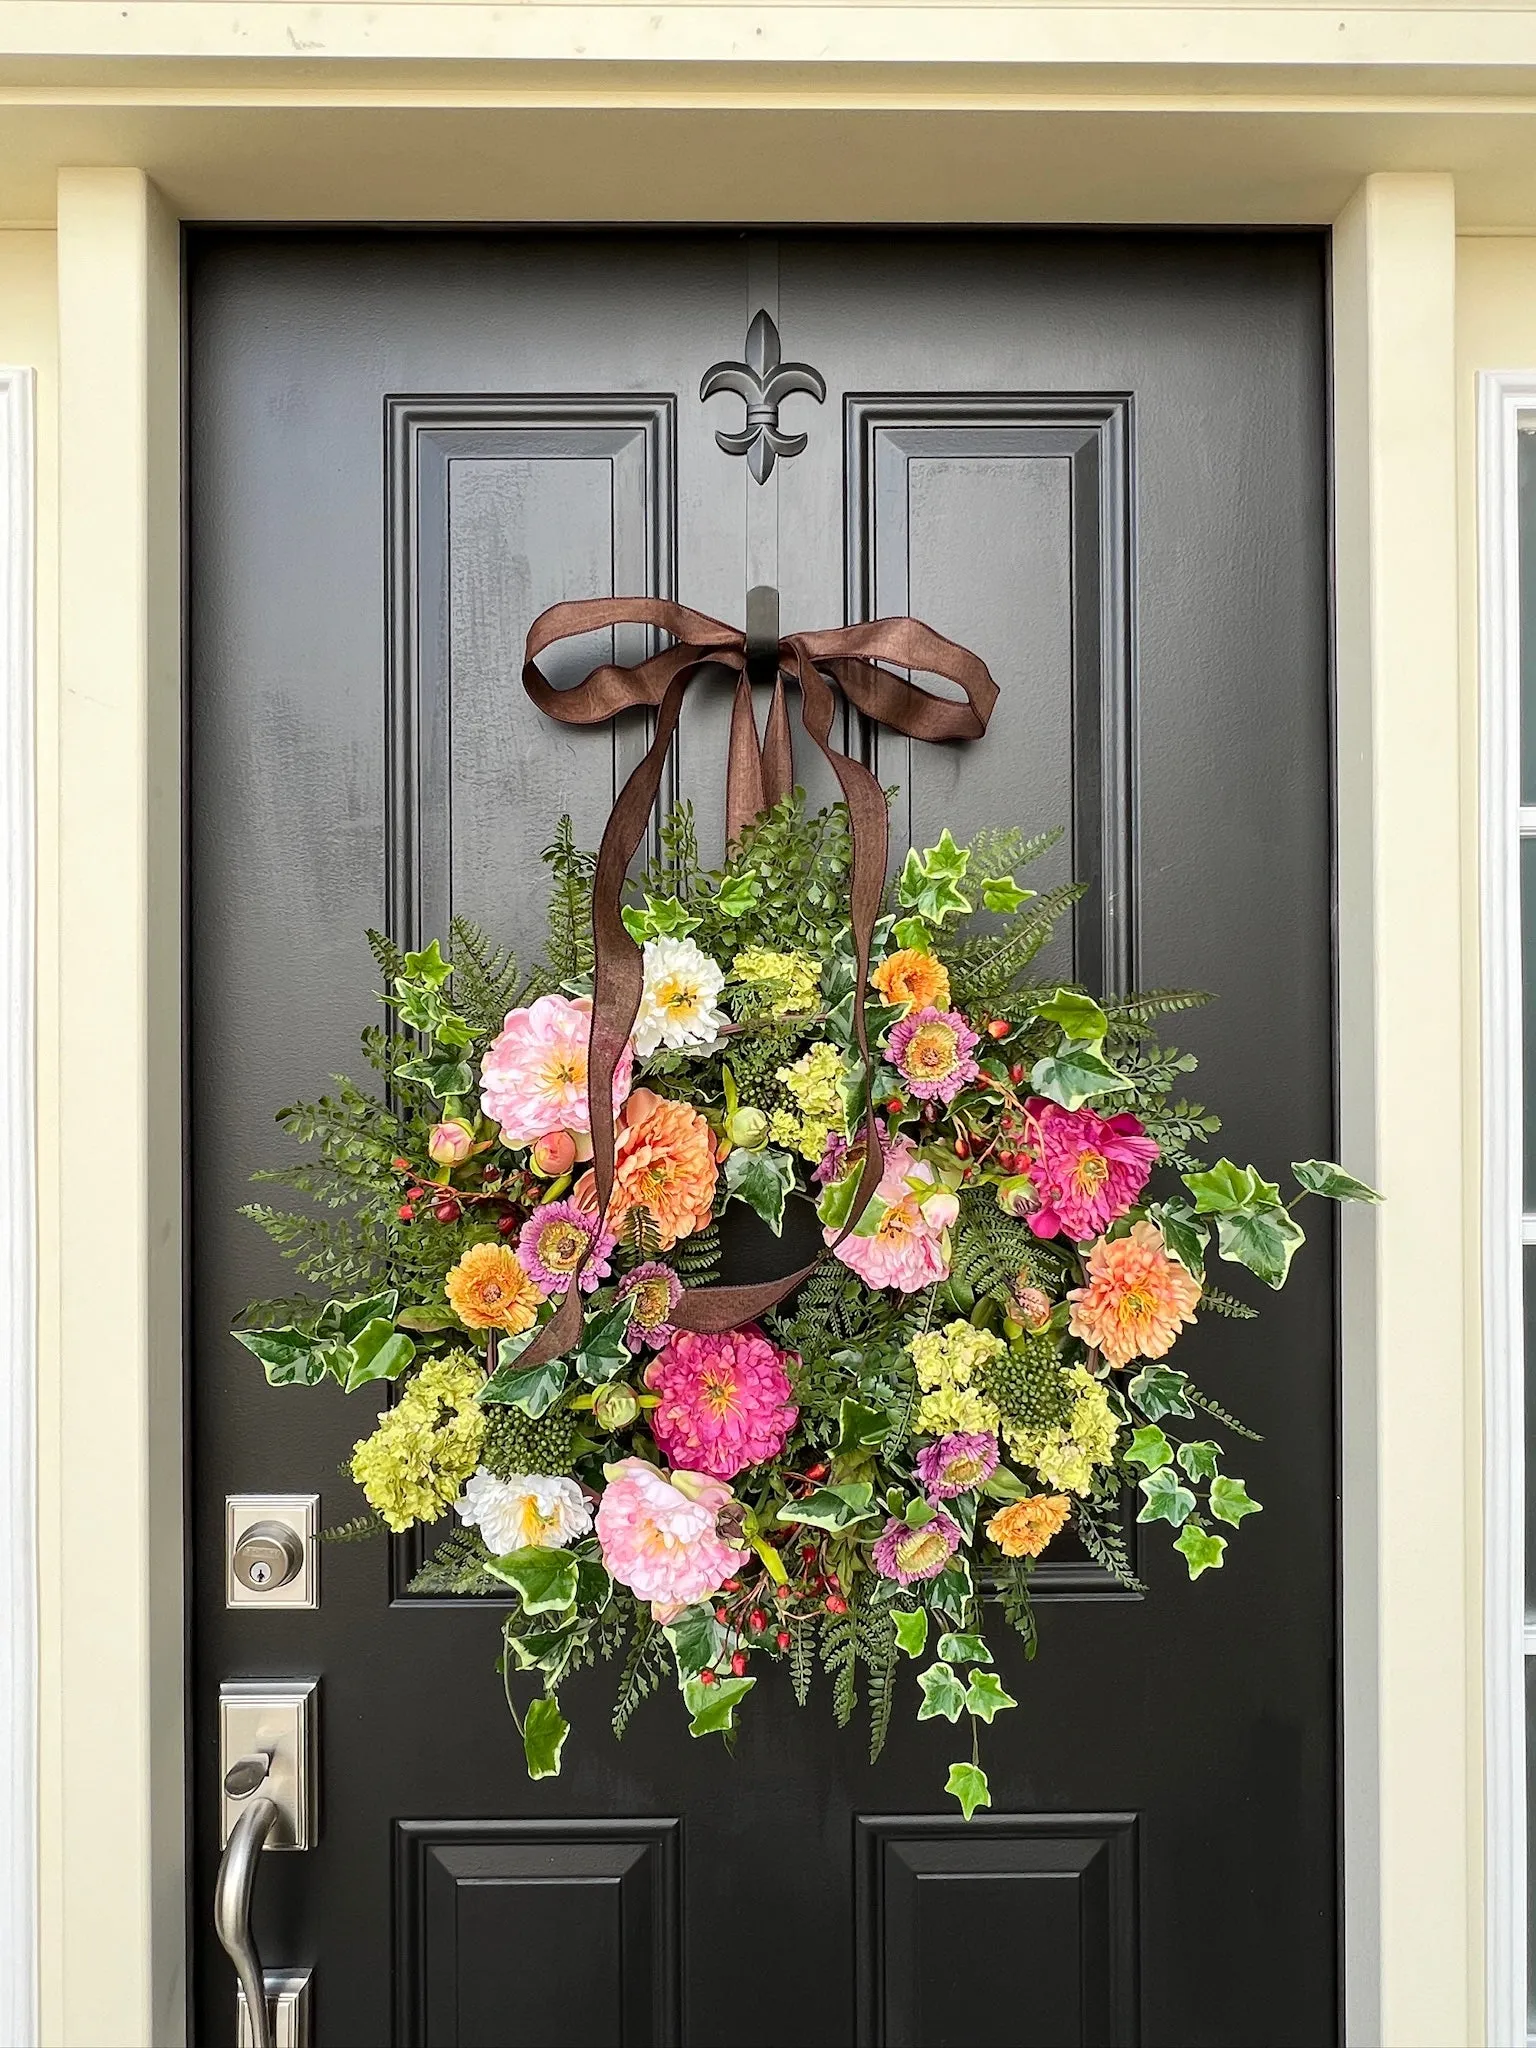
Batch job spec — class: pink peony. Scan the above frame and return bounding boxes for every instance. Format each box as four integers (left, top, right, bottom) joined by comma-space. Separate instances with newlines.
886, 1006, 981, 1103
644, 1326, 798, 1479
829, 1140, 950, 1293
516, 1199, 616, 1296
480, 994, 634, 1148
594, 1457, 747, 1617
915, 1432, 999, 1499
872, 1506, 963, 1584
1021, 1099, 1159, 1242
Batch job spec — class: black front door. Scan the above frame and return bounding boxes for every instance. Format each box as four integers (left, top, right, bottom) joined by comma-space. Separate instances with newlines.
189, 229, 1335, 2048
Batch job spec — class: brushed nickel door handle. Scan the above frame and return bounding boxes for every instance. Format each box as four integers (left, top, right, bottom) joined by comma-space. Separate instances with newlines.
214, 1787, 280, 2048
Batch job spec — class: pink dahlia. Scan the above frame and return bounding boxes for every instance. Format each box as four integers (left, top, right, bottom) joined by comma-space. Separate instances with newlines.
594, 1457, 747, 1618
830, 1140, 950, 1293
1022, 1099, 1159, 1242
644, 1326, 798, 1479
617, 1261, 683, 1351
886, 1006, 981, 1103
516, 1199, 616, 1297
480, 993, 634, 1148
872, 1507, 963, 1585
915, 1432, 999, 1499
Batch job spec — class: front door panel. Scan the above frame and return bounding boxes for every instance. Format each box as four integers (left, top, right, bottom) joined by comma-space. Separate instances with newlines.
189, 230, 1333, 2047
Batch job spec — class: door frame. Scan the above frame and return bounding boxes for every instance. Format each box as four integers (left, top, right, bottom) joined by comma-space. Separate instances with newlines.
29, 150, 1466, 2048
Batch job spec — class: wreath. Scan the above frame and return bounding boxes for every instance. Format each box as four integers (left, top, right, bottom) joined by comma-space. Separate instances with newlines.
233, 600, 1376, 1815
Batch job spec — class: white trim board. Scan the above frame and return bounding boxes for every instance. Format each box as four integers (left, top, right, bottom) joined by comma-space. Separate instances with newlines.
0, 366, 36, 2048
1480, 367, 1536, 2048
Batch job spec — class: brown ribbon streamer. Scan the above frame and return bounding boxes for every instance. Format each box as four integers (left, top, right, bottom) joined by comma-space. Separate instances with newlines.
512, 598, 999, 1371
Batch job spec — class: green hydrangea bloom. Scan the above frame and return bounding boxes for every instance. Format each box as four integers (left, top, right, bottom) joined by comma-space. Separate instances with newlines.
732, 947, 823, 1018
910, 1319, 1005, 1438
1003, 1364, 1118, 1498
350, 1351, 485, 1532
770, 1040, 848, 1161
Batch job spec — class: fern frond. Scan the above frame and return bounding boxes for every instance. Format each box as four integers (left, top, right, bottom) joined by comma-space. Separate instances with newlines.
448, 915, 523, 1037
612, 1615, 669, 1739
966, 824, 1064, 883
1182, 1378, 1261, 1440
406, 1528, 506, 1596
856, 1580, 898, 1762
539, 816, 596, 985
789, 1615, 816, 1706
820, 1601, 859, 1728
319, 1511, 387, 1544
365, 927, 407, 983
1076, 1505, 1147, 1594
1103, 987, 1212, 1023
1200, 1286, 1258, 1321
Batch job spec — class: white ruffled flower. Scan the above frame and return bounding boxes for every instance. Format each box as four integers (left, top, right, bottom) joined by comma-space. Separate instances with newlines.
456, 1468, 592, 1554
633, 936, 729, 1057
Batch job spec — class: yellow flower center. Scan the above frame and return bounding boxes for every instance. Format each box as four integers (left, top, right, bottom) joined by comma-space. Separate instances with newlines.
537, 1220, 587, 1273
546, 1053, 584, 1088
895, 1526, 950, 1574
655, 973, 704, 1018
942, 1453, 987, 1488
906, 1024, 959, 1077
699, 1364, 741, 1419
1071, 1150, 1110, 1195
630, 1278, 672, 1327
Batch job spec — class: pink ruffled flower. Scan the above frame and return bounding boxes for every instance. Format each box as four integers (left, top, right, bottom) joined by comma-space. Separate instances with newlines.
516, 1199, 616, 1297
480, 994, 634, 1148
915, 1433, 999, 1499
1021, 1099, 1159, 1242
829, 1140, 950, 1293
594, 1457, 747, 1618
617, 1261, 683, 1351
886, 1006, 981, 1103
872, 1506, 963, 1584
644, 1326, 798, 1479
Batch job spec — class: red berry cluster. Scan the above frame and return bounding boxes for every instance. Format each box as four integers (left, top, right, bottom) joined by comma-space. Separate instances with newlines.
390, 1152, 537, 1233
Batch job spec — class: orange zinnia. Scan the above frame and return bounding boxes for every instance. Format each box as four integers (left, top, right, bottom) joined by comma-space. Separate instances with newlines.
607, 1087, 718, 1250
445, 1241, 542, 1333
1067, 1219, 1201, 1369
871, 947, 951, 1015
987, 1494, 1072, 1558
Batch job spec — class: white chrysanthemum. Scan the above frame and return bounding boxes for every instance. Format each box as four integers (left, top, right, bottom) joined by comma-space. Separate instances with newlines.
633, 936, 729, 1057
456, 1469, 592, 1554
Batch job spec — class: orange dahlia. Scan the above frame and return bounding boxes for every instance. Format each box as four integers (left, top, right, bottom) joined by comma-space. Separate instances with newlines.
607, 1087, 719, 1250
986, 1494, 1072, 1558
871, 947, 951, 1015
445, 1241, 542, 1333
1067, 1219, 1201, 1368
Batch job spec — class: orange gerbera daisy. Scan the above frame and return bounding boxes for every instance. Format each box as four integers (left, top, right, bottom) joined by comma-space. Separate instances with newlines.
445, 1241, 542, 1333
603, 1087, 719, 1251
871, 947, 951, 1015
986, 1494, 1072, 1558
1067, 1219, 1201, 1369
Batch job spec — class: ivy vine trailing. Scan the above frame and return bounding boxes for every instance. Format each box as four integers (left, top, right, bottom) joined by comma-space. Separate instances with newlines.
234, 791, 1377, 1815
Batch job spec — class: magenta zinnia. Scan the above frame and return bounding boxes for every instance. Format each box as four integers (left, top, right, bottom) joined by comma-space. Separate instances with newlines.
915, 1432, 999, 1499
644, 1325, 798, 1479
617, 1261, 683, 1351
1021, 1098, 1159, 1241
872, 1507, 963, 1584
886, 1006, 981, 1103
516, 1199, 616, 1296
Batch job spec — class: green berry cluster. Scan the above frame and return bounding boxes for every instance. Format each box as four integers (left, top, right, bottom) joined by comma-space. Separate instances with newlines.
981, 1334, 1074, 1431
481, 1406, 575, 1478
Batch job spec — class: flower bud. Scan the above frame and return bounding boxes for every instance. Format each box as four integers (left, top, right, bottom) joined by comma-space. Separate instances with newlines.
726, 1105, 770, 1151
591, 1382, 641, 1431
530, 1128, 578, 1177
1012, 1282, 1053, 1331
996, 1174, 1037, 1219
427, 1119, 476, 1166
920, 1187, 960, 1230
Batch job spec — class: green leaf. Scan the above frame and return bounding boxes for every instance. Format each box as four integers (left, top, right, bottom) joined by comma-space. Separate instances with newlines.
715, 871, 762, 919
481, 1347, 568, 1418
1183, 1160, 1277, 1214
815, 1163, 865, 1233
924, 828, 971, 880
937, 1632, 993, 1667
1127, 1364, 1194, 1422
685, 1674, 755, 1737
574, 1303, 632, 1385
395, 1052, 474, 1100
1137, 1467, 1197, 1527
777, 1482, 878, 1532
893, 1608, 929, 1658
1291, 1158, 1382, 1204
1176, 1440, 1222, 1481
1208, 1475, 1262, 1527
897, 833, 974, 925
485, 1547, 580, 1614
980, 875, 1034, 914
663, 1605, 725, 1680
980, 1465, 1032, 1502
1029, 1043, 1133, 1111
395, 1303, 461, 1333
945, 1761, 992, 1821
1035, 987, 1108, 1043
503, 1625, 581, 1674
1174, 1524, 1228, 1579
929, 1560, 973, 1624
332, 1290, 399, 1341
341, 1319, 416, 1392
521, 1695, 570, 1779
621, 893, 701, 943
835, 1398, 892, 1454
917, 1662, 969, 1723
964, 1670, 1017, 1723
233, 1326, 327, 1387
402, 940, 452, 988
891, 917, 934, 951
1150, 1201, 1208, 1279
723, 1145, 798, 1235
1124, 1425, 1173, 1473
903, 1497, 935, 1529
1214, 1204, 1305, 1289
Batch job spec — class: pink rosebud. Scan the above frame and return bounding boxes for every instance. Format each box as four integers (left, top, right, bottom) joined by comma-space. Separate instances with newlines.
427, 1119, 476, 1166
920, 1187, 960, 1230
531, 1129, 578, 1177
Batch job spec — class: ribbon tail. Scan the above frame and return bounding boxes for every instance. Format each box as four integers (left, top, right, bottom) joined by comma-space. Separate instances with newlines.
760, 672, 794, 813
726, 672, 767, 846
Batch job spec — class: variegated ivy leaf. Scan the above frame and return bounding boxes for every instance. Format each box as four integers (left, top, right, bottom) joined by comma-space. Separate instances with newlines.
1208, 1475, 1262, 1527
1137, 1467, 1196, 1527
685, 1674, 755, 1738
1174, 1524, 1228, 1579
916, 1662, 969, 1723
945, 1761, 992, 1821
522, 1696, 569, 1780
1125, 1425, 1174, 1473
893, 1609, 929, 1659
1176, 1440, 1222, 1482
964, 1671, 1017, 1724
1291, 1158, 1382, 1204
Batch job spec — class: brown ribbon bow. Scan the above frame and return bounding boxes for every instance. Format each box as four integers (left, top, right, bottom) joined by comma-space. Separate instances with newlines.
514, 597, 999, 1370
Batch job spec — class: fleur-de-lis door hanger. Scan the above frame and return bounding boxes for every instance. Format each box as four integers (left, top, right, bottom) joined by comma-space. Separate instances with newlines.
700, 309, 826, 484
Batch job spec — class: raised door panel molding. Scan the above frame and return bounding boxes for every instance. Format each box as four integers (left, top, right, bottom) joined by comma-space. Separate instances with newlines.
855, 1811, 1139, 2048
386, 395, 678, 953
395, 1817, 681, 2046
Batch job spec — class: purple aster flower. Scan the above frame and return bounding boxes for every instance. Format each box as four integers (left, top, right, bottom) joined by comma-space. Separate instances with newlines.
886, 1007, 981, 1104
517, 1199, 616, 1297
871, 1506, 963, 1585
616, 1260, 683, 1351
813, 1115, 889, 1187
915, 1432, 999, 1499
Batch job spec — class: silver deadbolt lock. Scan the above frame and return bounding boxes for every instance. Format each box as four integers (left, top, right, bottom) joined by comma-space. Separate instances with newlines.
226, 1495, 319, 1608
234, 1522, 304, 1592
